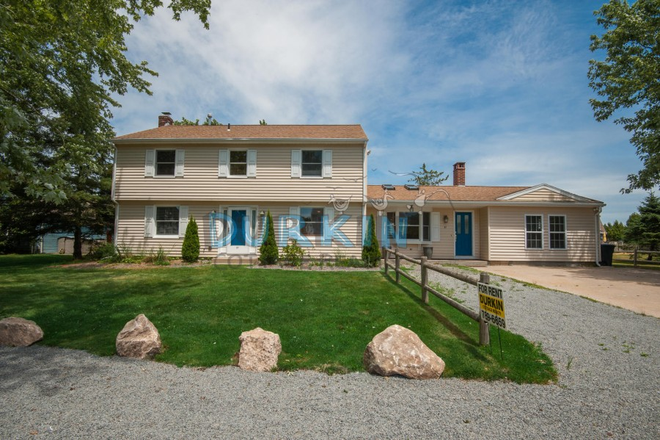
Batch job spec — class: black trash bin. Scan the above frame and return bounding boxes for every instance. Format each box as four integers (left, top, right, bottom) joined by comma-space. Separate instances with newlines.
600, 243, 616, 266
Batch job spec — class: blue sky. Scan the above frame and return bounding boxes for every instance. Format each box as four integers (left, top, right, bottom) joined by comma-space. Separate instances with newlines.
111, 0, 647, 224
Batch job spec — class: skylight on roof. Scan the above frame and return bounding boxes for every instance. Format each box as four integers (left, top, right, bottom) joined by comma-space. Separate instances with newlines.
404, 184, 419, 190
382, 184, 395, 190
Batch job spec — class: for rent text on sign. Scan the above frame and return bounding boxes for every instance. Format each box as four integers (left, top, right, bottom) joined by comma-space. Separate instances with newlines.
478, 283, 506, 329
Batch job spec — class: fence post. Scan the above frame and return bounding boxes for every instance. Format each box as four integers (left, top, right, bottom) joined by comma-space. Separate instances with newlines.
634, 247, 638, 267
420, 256, 429, 304
383, 247, 389, 275
478, 272, 490, 346
395, 250, 400, 284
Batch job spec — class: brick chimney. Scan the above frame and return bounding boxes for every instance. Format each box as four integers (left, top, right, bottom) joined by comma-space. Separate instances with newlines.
158, 112, 173, 127
453, 162, 466, 186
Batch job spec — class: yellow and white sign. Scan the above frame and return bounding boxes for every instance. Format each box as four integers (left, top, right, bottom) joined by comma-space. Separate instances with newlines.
478, 283, 506, 329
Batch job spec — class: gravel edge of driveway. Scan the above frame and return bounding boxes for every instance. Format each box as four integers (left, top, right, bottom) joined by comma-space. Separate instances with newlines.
1, 266, 659, 439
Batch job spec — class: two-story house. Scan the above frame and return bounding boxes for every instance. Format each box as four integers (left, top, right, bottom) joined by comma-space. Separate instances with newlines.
113, 115, 606, 265
112, 116, 368, 262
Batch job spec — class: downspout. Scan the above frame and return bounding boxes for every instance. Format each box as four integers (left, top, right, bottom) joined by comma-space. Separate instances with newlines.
594, 206, 602, 267
111, 146, 119, 245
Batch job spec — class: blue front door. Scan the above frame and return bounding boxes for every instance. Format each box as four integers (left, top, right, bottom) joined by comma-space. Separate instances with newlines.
455, 212, 473, 257
231, 210, 247, 246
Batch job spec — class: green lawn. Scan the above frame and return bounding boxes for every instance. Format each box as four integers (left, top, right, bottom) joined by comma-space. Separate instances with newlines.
0, 255, 556, 383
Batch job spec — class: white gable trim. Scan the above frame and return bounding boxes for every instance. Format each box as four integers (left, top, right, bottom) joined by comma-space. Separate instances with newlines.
497, 183, 598, 203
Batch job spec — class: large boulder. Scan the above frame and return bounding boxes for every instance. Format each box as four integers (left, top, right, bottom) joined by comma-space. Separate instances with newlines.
116, 314, 162, 359
238, 327, 281, 372
0, 317, 44, 347
363, 324, 445, 379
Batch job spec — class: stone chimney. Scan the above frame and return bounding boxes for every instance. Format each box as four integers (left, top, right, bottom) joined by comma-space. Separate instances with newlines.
453, 162, 466, 186
158, 112, 173, 127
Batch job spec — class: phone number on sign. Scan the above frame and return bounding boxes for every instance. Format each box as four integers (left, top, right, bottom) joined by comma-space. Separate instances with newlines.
481, 310, 506, 329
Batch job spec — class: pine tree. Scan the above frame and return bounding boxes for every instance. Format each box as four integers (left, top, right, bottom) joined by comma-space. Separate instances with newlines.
362, 214, 381, 267
624, 193, 660, 258
181, 216, 200, 263
259, 210, 279, 265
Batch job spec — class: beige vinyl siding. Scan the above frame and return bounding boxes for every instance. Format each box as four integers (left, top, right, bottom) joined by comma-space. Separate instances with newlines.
116, 202, 218, 258
116, 201, 362, 258
479, 207, 489, 260
488, 206, 597, 262
114, 143, 364, 202
510, 188, 577, 202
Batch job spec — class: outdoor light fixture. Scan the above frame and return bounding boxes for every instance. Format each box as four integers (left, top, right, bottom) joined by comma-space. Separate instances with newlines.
407, 204, 413, 212
443, 215, 449, 224
260, 210, 265, 216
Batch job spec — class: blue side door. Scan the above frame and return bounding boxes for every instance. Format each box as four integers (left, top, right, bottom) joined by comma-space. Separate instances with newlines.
455, 212, 473, 257
231, 210, 247, 246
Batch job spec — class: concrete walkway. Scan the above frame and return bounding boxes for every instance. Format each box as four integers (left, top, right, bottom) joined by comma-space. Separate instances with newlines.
484, 265, 660, 318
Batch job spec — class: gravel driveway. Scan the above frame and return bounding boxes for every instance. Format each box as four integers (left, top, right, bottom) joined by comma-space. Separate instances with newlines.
1, 267, 658, 439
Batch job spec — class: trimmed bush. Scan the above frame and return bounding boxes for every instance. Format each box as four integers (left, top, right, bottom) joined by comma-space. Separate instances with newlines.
282, 239, 305, 267
362, 214, 381, 267
182, 216, 200, 263
259, 210, 279, 265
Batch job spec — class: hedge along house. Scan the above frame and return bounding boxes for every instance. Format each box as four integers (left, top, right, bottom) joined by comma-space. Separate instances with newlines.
366, 163, 606, 264
112, 115, 369, 262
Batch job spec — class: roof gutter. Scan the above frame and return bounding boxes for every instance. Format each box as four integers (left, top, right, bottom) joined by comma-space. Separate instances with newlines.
112, 137, 369, 145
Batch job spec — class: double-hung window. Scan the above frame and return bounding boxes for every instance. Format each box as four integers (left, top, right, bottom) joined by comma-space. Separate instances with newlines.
549, 215, 567, 249
300, 207, 324, 236
302, 151, 323, 177
291, 150, 332, 178
525, 215, 543, 249
399, 212, 420, 240
156, 151, 176, 176
156, 207, 180, 236
145, 149, 184, 177
229, 151, 247, 176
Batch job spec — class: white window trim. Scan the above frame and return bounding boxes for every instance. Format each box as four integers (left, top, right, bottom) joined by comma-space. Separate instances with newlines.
387, 211, 433, 244
145, 205, 188, 238
525, 214, 544, 250
146, 149, 184, 178
292, 149, 332, 179
548, 214, 567, 250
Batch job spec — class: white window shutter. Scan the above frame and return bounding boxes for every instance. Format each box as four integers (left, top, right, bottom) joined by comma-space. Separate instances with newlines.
145, 150, 155, 177
324, 206, 334, 224
178, 206, 189, 237
322, 150, 332, 178
175, 149, 185, 177
218, 149, 229, 177
289, 206, 300, 236
431, 212, 441, 242
291, 150, 301, 178
144, 205, 155, 237
247, 150, 257, 177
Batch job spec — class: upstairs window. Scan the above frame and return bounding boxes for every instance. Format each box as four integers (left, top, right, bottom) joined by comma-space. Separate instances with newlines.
302, 150, 323, 177
230, 151, 247, 176
156, 150, 176, 176
525, 215, 543, 249
145, 149, 184, 177
549, 215, 567, 249
292, 150, 332, 178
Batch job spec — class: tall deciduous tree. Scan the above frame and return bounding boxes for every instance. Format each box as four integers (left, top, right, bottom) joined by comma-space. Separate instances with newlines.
588, 0, 660, 192
408, 164, 449, 186
0, 0, 210, 256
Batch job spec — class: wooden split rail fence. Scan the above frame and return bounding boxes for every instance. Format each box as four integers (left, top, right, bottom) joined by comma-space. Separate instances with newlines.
382, 247, 491, 345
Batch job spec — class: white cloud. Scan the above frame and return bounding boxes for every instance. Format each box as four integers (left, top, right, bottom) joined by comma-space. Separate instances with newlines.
109, 0, 646, 223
